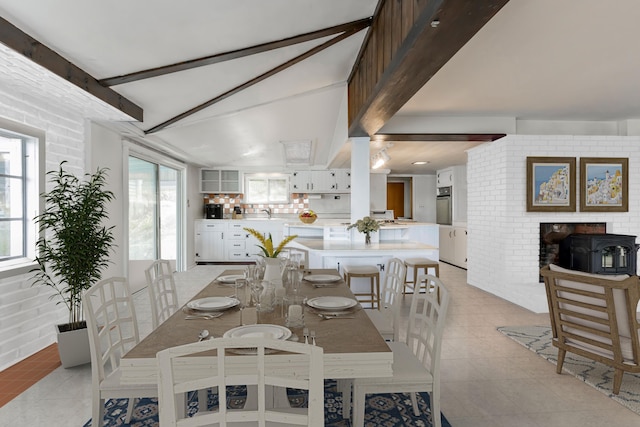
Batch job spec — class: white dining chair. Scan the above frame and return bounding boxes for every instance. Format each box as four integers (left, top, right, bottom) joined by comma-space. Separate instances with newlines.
157, 337, 325, 426
351, 274, 450, 427
365, 258, 407, 341
145, 259, 179, 330
83, 276, 157, 425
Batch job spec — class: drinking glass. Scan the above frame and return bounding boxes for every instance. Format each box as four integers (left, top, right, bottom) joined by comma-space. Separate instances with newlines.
284, 294, 305, 328
234, 278, 248, 325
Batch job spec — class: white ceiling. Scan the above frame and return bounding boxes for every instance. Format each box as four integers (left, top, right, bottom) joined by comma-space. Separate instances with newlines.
1, 0, 640, 174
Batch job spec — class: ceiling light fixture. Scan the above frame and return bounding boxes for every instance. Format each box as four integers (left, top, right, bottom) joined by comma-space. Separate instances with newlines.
412, 161, 429, 165
371, 144, 393, 169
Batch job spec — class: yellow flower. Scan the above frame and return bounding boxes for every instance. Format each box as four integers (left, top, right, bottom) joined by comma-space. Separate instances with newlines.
243, 227, 297, 258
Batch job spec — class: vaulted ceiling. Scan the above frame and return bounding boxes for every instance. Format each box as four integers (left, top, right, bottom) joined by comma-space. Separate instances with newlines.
1, 0, 640, 174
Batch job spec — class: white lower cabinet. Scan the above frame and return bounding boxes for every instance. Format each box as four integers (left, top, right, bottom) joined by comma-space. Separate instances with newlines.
439, 225, 467, 269
195, 221, 226, 262
195, 219, 285, 262
453, 227, 467, 268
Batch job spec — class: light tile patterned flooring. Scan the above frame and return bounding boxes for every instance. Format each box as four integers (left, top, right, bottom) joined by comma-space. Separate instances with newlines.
0, 263, 638, 426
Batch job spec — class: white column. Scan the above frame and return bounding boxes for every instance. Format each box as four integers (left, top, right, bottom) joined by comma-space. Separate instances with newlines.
350, 136, 371, 230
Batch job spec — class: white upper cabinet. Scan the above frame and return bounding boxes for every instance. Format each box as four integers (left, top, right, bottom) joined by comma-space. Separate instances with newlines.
291, 169, 350, 193
200, 169, 241, 193
436, 168, 453, 187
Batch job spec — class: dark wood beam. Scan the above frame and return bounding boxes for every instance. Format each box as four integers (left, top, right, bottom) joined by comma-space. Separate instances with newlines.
145, 25, 367, 134
373, 133, 506, 142
0, 16, 143, 121
101, 18, 371, 87
348, 0, 510, 137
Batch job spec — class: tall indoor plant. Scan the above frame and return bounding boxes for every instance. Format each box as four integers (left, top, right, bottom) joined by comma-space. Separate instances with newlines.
32, 161, 115, 367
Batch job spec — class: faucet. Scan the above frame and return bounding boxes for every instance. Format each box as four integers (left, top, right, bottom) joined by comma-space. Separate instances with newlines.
261, 208, 272, 219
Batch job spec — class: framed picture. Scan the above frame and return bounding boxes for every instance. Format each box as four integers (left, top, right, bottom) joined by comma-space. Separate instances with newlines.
580, 157, 628, 212
526, 157, 576, 212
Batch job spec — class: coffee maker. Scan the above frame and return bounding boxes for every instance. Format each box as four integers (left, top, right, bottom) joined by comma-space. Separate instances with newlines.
205, 203, 223, 219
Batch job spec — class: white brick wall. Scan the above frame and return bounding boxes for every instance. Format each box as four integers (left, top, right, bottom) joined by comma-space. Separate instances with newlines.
0, 44, 130, 370
467, 135, 640, 313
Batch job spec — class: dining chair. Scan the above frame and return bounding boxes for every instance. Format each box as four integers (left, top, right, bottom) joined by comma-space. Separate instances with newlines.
351, 274, 450, 427
83, 276, 157, 425
145, 259, 179, 330
157, 337, 325, 426
365, 258, 407, 341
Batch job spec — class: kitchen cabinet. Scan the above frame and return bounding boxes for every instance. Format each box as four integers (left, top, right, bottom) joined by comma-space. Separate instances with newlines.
195, 220, 226, 262
195, 219, 285, 262
290, 169, 350, 193
226, 222, 251, 260
436, 168, 453, 187
439, 225, 467, 269
199, 169, 241, 193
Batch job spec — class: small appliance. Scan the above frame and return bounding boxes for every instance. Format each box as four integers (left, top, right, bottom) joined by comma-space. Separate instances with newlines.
205, 203, 223, 219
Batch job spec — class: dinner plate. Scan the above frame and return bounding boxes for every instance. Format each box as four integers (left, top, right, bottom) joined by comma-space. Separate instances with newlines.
303, 274, 341, 283
306, 296, 358, 311
186, 297, 239, 312
216, 274, 245, 284
223, 324, 292, 341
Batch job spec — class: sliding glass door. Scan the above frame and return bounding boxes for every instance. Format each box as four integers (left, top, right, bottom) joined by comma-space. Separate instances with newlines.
128, 156, 182, 291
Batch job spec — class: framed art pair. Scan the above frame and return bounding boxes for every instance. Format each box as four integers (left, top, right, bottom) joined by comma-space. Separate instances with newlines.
526, 157, 628, 212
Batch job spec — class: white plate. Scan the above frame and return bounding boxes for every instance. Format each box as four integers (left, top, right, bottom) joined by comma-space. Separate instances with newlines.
303, 274, 341, 283
306, 296, 357, 311
217, 274, 245, 284
187, 297, 239, 312
223, 324, 292, 341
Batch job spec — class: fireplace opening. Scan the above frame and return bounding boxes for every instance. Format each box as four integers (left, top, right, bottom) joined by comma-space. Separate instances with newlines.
539, 222, 606, 281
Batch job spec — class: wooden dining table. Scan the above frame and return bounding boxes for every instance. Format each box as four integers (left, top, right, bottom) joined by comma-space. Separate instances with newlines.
119, 268, 392, 385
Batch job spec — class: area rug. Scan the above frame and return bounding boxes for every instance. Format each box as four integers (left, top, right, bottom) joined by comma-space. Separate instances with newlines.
498, 325, 640, 415
83, 380, 451, 426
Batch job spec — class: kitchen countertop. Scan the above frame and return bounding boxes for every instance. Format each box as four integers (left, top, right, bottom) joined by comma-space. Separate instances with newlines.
291, 238, 437, 252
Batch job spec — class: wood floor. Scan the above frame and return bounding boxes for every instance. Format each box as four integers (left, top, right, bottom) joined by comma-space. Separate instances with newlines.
0, 343, 60, 408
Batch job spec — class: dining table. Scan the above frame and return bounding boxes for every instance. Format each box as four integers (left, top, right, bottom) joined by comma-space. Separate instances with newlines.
119, 268, 392, 386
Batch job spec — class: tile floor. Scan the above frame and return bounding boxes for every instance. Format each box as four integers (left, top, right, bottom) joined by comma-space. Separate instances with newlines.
0, 263, 638, 426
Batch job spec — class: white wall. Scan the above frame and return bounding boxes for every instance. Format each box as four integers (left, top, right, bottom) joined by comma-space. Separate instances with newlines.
467, 135, 640, 313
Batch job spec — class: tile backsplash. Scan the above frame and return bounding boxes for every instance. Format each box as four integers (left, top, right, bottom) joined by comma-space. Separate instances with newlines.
203, 193, 309, 216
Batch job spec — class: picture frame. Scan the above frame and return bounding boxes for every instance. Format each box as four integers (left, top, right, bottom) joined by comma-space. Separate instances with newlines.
579, 157, 628, 212
526, 157, 576, 212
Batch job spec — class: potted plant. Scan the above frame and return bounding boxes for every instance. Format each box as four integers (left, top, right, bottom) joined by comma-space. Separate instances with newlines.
244, 227, 297, 282
347, 216, 381, 244
32, 161, 115, 368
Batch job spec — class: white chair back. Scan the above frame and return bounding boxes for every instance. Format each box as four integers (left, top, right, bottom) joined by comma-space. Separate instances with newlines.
83, 277, 140, 393
380, 258, 406, 339
407, 274, 450, 378
145, 259, 178, 329
157, 337, 324, 427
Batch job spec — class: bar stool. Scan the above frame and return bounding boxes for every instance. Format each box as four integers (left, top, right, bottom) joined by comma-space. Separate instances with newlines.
403, 257, 439, 294
343, 265, 380, 309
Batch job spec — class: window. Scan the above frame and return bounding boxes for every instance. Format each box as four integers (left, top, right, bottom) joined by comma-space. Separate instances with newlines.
0, 120, 43, 270
244, 173, 290, 204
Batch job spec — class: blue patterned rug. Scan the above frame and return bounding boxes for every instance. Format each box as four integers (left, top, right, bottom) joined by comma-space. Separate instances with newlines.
498, 325, 640, 415
83, 380, 451, 426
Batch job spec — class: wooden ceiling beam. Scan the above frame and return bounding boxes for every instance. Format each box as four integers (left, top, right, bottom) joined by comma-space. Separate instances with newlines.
373, 133, 506, 142
348, 0, 510, 137
0, 16, 143, 121
101, 18, 371, 87
145, 25, 368, 134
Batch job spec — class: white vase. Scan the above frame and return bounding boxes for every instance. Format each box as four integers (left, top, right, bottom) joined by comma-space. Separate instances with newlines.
263, 257, 283, 283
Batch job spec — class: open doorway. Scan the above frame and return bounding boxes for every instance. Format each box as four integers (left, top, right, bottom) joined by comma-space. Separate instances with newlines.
387, 177, 412, 219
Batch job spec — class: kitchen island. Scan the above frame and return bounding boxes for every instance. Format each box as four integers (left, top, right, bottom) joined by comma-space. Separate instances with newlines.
289, 238, 438, 272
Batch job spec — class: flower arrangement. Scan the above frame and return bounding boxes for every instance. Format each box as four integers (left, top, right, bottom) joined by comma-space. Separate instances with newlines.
347, 216, 381, 244
244, 227, 297, 258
